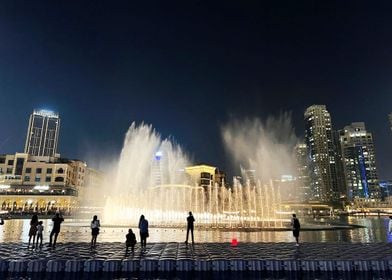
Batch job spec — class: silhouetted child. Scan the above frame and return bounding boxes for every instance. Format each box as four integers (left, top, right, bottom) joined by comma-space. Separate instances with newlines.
126, 229, 137, 253
36, 221, 44, 248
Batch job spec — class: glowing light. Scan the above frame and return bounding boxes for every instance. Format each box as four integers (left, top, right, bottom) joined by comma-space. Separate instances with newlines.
33, 185, 50, 191
155, 151, 163, 160
281, 175, 294, 182
231, 238, 238, 246
33, 109, 59, 118
0, 185, 10, 189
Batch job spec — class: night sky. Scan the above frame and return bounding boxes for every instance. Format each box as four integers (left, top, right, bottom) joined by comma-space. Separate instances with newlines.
0, 2, 391, 178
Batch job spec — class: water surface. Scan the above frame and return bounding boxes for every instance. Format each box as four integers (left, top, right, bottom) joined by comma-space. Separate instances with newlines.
1, 216, 391, 243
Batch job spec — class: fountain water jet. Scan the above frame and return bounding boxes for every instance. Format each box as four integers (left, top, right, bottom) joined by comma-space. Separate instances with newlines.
103, 121, 291, 228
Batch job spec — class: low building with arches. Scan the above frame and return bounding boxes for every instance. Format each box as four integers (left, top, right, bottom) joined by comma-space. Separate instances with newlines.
0, 153, 87, 215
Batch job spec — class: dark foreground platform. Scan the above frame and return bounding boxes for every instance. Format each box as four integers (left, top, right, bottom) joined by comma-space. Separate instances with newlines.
1, 242, 392, 279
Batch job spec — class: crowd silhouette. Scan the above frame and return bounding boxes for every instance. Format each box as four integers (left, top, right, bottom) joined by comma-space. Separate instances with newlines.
17, 212, 198, 251
3, 211, 364, 251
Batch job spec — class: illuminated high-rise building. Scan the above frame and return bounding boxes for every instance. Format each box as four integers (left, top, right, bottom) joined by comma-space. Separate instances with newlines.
24, 109, 60, 157
332, 130, 347, 200
304, 105, 343, 203
294, 143, 311, 201
340, 122, 380, 200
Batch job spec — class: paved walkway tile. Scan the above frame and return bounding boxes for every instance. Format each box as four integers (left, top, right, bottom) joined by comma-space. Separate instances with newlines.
0, 242, 392, 279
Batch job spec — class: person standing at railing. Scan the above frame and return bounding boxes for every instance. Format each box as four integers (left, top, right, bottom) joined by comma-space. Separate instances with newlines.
291, 213, 301, 246
185, 211, 195, 245
138, 215, 149, 249
28, 214, 38, 248
48, 212, 64, 248
90, 215, 101, 248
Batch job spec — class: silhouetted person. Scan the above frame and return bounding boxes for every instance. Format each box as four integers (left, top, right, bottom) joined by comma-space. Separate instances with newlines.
36, 221, 44, 248
90, 215, 101, 247
49, 212, 64, 248
126, 228, 137, 253
138, 215, 149, 248
28, 214, 38, 248
291, 213, 300, 246
185, 211, 195, 244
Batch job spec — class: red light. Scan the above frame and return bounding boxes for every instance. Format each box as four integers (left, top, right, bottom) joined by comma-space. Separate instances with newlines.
231, 238, 238, 246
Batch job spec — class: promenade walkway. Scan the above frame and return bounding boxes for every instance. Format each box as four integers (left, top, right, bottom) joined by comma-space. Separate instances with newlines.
0, 242, 392, 279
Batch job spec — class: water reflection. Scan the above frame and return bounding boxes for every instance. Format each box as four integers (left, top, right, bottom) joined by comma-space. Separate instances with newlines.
0, 216, 391, 243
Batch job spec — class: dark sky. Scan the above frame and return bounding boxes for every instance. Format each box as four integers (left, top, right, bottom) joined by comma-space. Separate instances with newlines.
0, 1, 391, 178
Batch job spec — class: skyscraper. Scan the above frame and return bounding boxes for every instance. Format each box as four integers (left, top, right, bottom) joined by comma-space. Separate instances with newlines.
24, 109, 60, 157
332, 130, 347, 200
304, 105, 342, 203
340, 122, 380, 200
294, 143, 311, 201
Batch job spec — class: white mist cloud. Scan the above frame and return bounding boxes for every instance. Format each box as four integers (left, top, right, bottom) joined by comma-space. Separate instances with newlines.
221, 113, 298, 184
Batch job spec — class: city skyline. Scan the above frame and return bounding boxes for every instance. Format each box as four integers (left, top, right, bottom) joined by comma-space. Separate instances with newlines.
1, 3, 392, 276
0, 2, 392, 178
1, 105, 389, 181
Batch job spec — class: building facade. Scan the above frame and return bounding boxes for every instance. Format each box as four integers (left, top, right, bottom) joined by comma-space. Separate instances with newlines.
185, 165, 217, 187
24, 109, 60, 157
332, 130, 347, 200
0, 153, 86, 214
340, 122, 380, 200
294, 143, 311, 201
304, 105, 343, 203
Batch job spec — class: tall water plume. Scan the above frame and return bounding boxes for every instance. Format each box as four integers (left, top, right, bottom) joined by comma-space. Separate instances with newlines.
221, 113, 298, 185
103, 122, 191, 223
102, 118, 294, 227
112, 122, 190, 195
